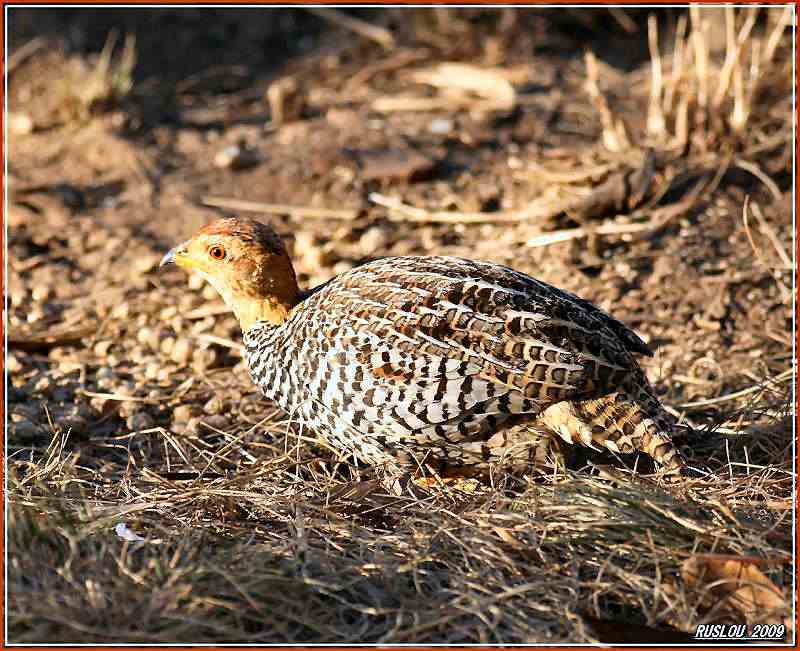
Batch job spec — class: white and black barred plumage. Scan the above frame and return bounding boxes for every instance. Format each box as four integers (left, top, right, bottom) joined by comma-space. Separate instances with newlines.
242, 255, 683, 475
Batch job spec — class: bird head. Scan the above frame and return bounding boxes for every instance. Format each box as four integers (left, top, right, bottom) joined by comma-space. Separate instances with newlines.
160, 217, 299, 331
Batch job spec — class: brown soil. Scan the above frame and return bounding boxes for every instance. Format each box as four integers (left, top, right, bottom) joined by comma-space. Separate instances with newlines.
6, 7, 794, 644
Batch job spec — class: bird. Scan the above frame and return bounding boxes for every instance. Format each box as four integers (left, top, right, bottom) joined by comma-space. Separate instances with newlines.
160, 216, 686, 481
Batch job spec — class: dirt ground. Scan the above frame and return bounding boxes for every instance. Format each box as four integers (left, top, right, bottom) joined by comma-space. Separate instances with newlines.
6, 7, 795, 644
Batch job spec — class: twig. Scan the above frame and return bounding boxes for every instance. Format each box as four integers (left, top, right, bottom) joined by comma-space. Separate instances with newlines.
663, 14, 687, 115
183, 304, 232, 320
79, 390, 156, 404
201, 196, 359, 221
369, 192, 529, 224
734, 159, 782, 202
764, 6, 793, 64
584, 51, 629, 152
748, 200, 791, 269
525, 220, 655, 249
713, 7, 758, 109
647, 14, 666, 139
344, 49, 429, 94
607, 8, 638, 34
678, 369, 793, 408
304, 7, 395, 49
197, 334, 244, 353
8, 37, 47, 74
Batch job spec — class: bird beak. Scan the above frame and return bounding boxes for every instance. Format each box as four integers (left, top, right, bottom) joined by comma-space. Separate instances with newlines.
160, 241, 190, 268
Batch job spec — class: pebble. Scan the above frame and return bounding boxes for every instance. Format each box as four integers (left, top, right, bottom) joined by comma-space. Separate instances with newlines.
214, 143, 260, 170
203, 396, 223, 415
201, 285, 219, 301
192, 348, 217, 372
96, 366, 114, 381
144, 363, 161, 381
8, 112, 34, 135
160, 337, 176, 356
27, 307, 45, 323
160, 306, 178, 320
156, 367, 173, 383
188, 274, 205, 291
134, 253, 161, 274
173, 404, 199, 423
90, 396, 112, 414
31, 285, 53, 301
129, 346, 147, 364
359, 226, 390, 254
429, 118, 453, 135
170, 338, 192, 365
7, 354, 22, 374
57, 360, 84, 374
94, 340, 113, 357
127, 412, 155, 431
32, 374, 53, 396
137, 327, 160, 350
112, 303, 130, 320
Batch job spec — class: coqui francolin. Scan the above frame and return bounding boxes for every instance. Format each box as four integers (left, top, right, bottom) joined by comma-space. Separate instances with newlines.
160, 217, 687, 484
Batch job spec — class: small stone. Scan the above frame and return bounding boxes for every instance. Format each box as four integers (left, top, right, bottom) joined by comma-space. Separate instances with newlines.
214, 143, 260, 170
112, 303, 130, 319
201, 285, 219, 301
7, 354, 23, 374
188, 274, 205, 291
170, 338, 192, 365
32, 374, 53, 396
127, 412, 155, 431
428, 118, 453, 135
94, 340, 113, 357
173, 404, 199, 423
137, 327, 159, 350
96, 366, 114, 381
144, 363, 160, 380
129, 346, 147, 364
203, 396, 223, 415
359, 226, 390, 254
58, 360, 84, 374
9, 112, 34, 135
160, 337, 176, 356
192, 348, 217, 372
27, 307, 45, 323
134, 253, 161, 274
90, 396, 111, 413
31, 285, 53, 302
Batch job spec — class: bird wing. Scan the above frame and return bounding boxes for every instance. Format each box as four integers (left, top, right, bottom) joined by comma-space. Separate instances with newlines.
305, 256, 649, 442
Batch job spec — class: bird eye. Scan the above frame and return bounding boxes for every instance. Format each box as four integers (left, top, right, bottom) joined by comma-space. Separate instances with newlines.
208, 245, 226, 261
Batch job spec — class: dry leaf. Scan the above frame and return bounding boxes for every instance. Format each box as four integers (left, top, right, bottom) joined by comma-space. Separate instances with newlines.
409, 63, 516, 111
682, 554, 790, 628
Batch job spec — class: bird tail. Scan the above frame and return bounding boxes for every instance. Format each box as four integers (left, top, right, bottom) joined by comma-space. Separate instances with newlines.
541, 369, 685, 475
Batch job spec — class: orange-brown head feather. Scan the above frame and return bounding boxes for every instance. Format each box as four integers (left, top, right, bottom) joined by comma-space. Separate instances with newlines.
161, 217, 299, 330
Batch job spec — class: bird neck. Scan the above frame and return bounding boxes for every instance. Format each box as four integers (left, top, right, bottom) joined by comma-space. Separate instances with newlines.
236, 293, 298, 331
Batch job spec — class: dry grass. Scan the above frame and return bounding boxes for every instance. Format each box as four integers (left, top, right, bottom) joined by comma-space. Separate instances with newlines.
7, 389, 793, 643
6, 6, 794, 644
